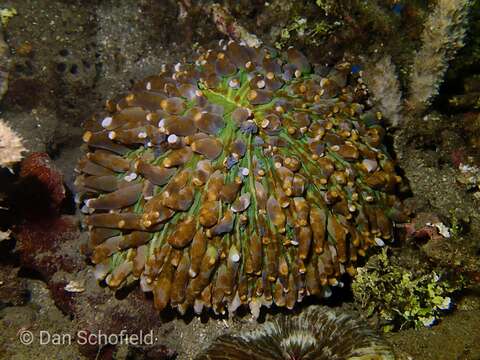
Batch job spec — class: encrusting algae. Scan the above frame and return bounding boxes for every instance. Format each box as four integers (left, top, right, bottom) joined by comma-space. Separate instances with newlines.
75, 40, 407, 317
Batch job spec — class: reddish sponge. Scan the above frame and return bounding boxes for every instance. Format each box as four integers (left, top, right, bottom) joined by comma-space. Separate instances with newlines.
19, 152, 66, 214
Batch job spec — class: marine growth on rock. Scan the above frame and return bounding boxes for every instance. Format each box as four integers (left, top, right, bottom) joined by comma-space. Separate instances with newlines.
75, 40, 406, 316
196, 306, 395, 359
0, 119, 25, 168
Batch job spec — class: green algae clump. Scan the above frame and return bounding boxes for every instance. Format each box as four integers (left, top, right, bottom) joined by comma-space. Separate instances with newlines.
352, 247, 464, 331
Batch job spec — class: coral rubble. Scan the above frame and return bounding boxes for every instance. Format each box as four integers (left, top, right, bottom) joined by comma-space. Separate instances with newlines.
0, 264, 28, 307
76, 41, 406, 316
195, 306, 394, 359
208, 3, 261, 48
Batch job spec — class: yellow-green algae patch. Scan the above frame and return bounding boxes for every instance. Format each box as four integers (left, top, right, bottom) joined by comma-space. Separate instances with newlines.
353, 247, 465, 331
0, 8, 17, 27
